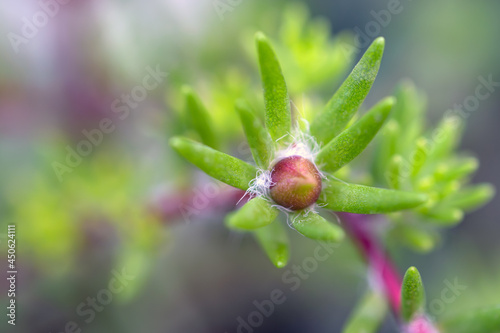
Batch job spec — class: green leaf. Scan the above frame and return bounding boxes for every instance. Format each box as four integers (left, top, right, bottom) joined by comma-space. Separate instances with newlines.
387, 155, 404, 189
316, 97, 395, 173
256, 32, 291, 142
410, 137, 430, 178
182, 86, 219, 149
427, 116, 463, 163
401, 266, 426, 322
226, 197, 279, 230
424, 205, 464, 225
319, 180, 428, 214
446, 184, 495, 212
169, 137, 257, 190
439, 305, 500, 333
391, 80, 427, 157
311, 37, 385, 144
235, 100, 274, 168
371, 119, 400, 185
342, 291, 388, 333
401, 267, 425, 322
391, 224, 439, 253
291, 211, 344, 241
434, 157, 478, 182
254, 221, 290, 268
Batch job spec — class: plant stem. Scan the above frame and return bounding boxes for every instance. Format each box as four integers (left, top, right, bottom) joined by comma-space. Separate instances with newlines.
338, 212, 402, 315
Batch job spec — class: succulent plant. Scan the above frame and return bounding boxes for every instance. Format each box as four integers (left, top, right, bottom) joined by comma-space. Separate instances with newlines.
168, 29, 497, 332
170, 32, 433, 268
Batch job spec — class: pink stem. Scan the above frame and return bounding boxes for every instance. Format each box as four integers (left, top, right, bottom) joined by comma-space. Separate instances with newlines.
338, 212, 402, 315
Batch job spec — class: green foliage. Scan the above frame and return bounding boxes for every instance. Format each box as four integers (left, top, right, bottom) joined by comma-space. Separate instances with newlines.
235, 100, 275, 168
254, 220, 290, 268
291, 211, 344, 241
182, 85, 219, 149
371, 80, 495, 252
171, 32, 430, 267
226, 197, 279, 230
316, 96, 395, 173
169, 137, 257, 191
401, 266, 426, 322
310, 37, 385, 144
320, 180, 428, 214
256, 32, 291, 143
276, 2, 354, 94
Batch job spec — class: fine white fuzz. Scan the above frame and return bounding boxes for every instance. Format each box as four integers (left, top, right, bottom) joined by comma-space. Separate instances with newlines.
243, 122, 326, 225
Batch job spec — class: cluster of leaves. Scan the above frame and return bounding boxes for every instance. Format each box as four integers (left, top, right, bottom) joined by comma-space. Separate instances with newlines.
170, 33, 435, 268
370, 81, 495, 252
167, 2, 355, 150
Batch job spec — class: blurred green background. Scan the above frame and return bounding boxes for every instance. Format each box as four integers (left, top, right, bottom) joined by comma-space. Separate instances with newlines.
0, 0, 499, 332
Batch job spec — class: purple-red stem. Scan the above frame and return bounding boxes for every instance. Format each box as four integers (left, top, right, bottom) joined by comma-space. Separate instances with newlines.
338, 212, 402, 315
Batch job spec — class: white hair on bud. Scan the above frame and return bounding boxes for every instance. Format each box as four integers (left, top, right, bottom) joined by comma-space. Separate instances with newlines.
242, 114, 326, 222
243, 169, 274, 203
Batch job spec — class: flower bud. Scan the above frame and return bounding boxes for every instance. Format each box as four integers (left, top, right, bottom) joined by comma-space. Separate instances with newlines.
269, 155, 322, 210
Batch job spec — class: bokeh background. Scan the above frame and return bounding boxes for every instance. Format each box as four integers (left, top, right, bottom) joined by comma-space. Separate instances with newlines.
0, 0, 499, 332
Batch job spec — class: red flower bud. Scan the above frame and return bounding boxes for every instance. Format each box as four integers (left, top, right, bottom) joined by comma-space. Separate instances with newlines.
269, 155, 322, 210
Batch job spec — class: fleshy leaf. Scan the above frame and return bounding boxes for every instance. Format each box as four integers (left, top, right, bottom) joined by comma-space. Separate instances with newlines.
409, 137, 430, 178
427, 116, 463, 163
226, 197, 279, 230
291, 211, 344, 241
316, 97, 395, 173
342, 291, 387, 333
170, 137, 257, 190
311, 37, 385, 144
372, 119, 400, 184
439, 305, 500, 333
434, 157, 478, 182
182, 86, 219, 149
254, 221, 290, 268
391, 224, 439, 253
424, 205, 464, 225
401, 266, 426, 322
319, 180, 428, 214
255, 32, 291, 142
445, 184, 495, 212
391, 81, 427, 157
387, 155, 404, 189
235, 100, 274, 168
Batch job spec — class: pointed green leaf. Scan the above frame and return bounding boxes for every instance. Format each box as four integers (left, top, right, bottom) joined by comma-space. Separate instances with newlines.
316, 97, 395, 173
342, 291, 388, 333
226, 197, 279, 230
434, 157, 478, 182
401, 266, 426, 322
391, 224, 439, 253
446, 184, 495, 212
439, 305, 500, 333
391, 80, 427, 156
182, 86, 219, 149
256, 32, 291, 142
169, 137, 257, 190
424, 205, 464, 225
254, 221, 290, 268
410, 137, 430, 178
427, 115, 463, 163
387, 155, 404, 189
311, 37, 385, 144
235, 100, 274, 168
371, 119, 400, 184
291, 212, 344, 241
319, 180, 428, 214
